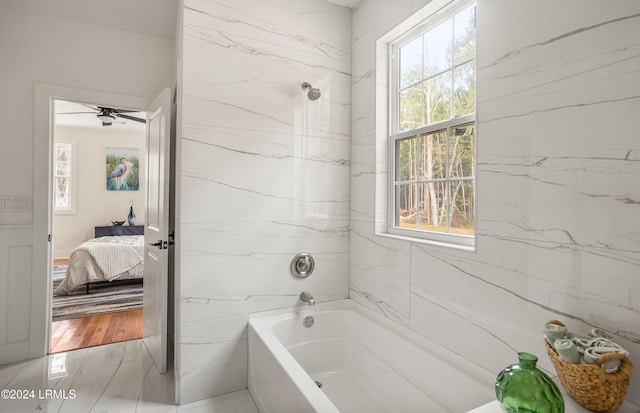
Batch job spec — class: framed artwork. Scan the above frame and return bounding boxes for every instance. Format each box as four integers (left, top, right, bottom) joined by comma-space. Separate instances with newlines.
106, 148, 139, 191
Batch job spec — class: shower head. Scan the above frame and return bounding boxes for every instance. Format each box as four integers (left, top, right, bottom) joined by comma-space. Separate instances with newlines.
301, 82, 321, 101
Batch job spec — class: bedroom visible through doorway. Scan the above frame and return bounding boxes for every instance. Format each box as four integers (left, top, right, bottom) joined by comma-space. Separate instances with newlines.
50, 99, 147, 353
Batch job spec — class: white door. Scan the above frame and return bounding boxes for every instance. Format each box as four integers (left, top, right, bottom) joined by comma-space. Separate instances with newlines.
143, 87, 172, 373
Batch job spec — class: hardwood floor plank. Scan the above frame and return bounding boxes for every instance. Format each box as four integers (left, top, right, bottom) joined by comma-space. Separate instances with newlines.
103, 312, 123, 343
87, 313, 112, 347
49, 320, 72, 351
50, 319, 69, 339
78, 316, 100, 347
53, 322, 79, 353
124, 309, 143, 341
49, 309, 142, 354
112, 312, 128, 342
50, 257, 143, 354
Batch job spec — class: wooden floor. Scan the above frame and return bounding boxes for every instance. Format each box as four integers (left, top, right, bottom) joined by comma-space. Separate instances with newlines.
50, 309, 143, 354
50, 258, 143, 353
53, 258, 70, 266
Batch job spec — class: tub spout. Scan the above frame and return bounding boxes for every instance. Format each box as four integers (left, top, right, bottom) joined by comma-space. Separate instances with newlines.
299, 291, 315, 306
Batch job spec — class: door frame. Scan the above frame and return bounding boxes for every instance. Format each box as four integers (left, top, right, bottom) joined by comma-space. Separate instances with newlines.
33, 83, 151, 358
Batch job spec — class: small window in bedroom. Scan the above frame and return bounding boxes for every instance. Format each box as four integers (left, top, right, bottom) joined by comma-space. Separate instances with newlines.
54, 141, 75, 213
386, 0, 476, 249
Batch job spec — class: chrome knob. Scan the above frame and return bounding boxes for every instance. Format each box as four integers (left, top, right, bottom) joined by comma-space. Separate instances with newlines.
290, 253, 315, 278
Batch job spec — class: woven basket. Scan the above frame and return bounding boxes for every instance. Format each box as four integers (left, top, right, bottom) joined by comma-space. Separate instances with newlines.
544, 320, 633, 413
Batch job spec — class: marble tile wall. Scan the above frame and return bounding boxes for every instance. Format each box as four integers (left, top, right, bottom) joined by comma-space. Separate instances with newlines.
351, 0, 640, 405
179, 0, 351, 404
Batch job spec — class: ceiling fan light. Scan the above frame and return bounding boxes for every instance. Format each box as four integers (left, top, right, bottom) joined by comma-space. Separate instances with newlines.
97, 113, 115, 123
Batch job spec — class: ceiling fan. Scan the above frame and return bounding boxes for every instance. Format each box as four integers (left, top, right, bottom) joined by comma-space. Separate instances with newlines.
58, 103, 146, 126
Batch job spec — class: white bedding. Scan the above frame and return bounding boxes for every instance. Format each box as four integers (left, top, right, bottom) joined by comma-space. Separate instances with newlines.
54, 235, 144, 295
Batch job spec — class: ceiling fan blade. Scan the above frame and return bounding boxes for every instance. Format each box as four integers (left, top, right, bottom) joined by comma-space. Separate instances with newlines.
115, 113, 146, 123
80, 103, 100, 112
112, 108, 140, 114
57, 111, 97, 115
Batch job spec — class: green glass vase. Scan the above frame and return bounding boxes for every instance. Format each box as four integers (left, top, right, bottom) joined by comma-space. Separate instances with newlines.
495, 352, 564, 413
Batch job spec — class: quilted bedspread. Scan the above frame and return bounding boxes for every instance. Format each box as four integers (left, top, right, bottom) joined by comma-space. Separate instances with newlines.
54, 235, 145, 295
75, 235, 143, 280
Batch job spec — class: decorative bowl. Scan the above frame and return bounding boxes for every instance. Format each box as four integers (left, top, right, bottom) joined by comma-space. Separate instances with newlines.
111, 220, 126, 226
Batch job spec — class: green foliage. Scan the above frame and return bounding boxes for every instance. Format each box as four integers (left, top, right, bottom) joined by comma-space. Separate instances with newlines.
126, 163, 139, 188
395, 4, 476, 235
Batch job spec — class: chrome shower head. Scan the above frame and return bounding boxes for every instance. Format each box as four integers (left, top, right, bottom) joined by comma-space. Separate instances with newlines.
301, 82, 321, 101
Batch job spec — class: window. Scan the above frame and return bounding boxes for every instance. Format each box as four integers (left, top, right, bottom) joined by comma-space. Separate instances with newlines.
54, 141, 75, 213
387, 1, 476, 248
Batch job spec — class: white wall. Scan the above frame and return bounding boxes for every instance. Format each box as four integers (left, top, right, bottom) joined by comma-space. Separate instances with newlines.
178, 0, 351, 403
0, 3, 174, 226
351, 0, 640, 405
53, 126, 146, 258
0, 3, 175, 364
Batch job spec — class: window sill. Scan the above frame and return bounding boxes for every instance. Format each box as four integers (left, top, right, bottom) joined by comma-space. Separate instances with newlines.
374, 230, 476, 252
54, 209, 77, 215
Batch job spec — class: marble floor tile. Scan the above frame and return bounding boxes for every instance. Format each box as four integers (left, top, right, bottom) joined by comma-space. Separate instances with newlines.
0, 340, 259, 413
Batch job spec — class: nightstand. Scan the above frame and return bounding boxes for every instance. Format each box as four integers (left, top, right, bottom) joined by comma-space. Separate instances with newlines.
94, 225, 144, 238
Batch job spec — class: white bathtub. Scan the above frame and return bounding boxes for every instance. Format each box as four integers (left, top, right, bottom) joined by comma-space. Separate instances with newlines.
248, 299, 496, 413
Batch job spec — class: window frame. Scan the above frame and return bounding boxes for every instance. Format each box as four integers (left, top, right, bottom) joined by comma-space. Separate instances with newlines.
54, 140, 77, 214
386, 0, 476, 248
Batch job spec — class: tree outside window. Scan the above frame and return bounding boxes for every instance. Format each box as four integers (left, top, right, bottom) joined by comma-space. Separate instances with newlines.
54, 142, 73, 211
390, 1, 476, 247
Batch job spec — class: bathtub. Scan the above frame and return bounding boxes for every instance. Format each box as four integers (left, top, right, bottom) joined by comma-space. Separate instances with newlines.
248, 299, 496, 413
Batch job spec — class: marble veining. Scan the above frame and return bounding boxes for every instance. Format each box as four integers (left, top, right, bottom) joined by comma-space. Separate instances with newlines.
351, 0, 640, 406
349, 283, 410, 327
179, 0, 351, 403
0, 340, 258, 413
491, 12, 640, 66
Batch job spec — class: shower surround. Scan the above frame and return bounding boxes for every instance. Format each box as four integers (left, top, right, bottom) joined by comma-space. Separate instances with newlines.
178, 0, 640, 407
350, 0, 640, 406
179, 0, 351, 404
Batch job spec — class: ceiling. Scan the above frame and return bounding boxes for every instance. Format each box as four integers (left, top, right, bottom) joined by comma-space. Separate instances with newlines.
55, 100, 146, 132
20, 0, 359, 130
3, 0, 179, 40
326, 0, 361, 8
4, 0, 360, 39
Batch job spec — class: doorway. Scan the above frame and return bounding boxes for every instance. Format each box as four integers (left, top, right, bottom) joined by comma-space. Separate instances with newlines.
33, 83, 173, 380
49, 98, 147, 353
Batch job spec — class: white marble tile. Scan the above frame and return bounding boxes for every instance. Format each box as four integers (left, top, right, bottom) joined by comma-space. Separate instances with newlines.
179, 0, 351, 403
174, 0, 640, 407
178, 390, 258, 413
351, 0, 640, 406
179, 315, 249, 403
349, 221, 411, 326
0, 340, 258, 413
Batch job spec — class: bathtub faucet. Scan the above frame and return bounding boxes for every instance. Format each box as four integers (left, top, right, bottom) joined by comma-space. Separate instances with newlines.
299, 291, 315, 306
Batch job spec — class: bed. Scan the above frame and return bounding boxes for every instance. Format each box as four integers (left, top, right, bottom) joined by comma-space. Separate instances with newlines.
54, 234, 144, 295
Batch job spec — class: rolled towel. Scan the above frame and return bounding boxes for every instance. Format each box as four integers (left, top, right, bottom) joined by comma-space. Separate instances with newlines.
586, 327, 609, 339
571, 336, 593, 349
544, 323, 568, 345
554, 338, 581, 363
582, 346, 601, 364
567, 331, 591, 341
583, 347, 623, 373
587, 338, 629, 357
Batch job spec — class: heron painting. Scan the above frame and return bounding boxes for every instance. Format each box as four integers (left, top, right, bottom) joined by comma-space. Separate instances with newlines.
106, 148, 139, 190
